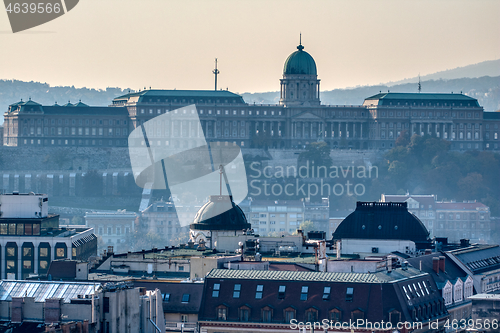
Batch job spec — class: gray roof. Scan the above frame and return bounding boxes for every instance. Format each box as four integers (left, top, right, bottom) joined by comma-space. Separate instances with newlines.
364, 92, 480, 107
0, 281, 101, 303
483, 111, 500, 120
449, 245, 500, 274
114, 89, 245, 103
206, 267, 425, 284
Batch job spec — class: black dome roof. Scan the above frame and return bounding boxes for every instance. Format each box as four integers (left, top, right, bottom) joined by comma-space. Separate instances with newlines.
333, 202, 430, 247
190, 195, 251, 231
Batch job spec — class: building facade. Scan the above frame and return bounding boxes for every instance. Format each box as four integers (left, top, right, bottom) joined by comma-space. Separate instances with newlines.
198, 268, 450, 333
84, 210, 136, 253
0, 193, 97, 279
381, 194, 492, 243
4, 44, 500, 151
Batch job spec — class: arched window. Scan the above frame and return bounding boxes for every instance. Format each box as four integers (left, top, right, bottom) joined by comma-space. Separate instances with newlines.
351, 309, 364, 321
239, 306, 250, 322
329, 308, 341, 322
261, 306, 272, 323
389, 310, 400, 326
284, 307, 295, 323
305, 308, 318, 322
216, 305, 227, 321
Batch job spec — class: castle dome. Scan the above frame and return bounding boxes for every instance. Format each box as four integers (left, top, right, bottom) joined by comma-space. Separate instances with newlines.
190, 195, 251, 231
283, 43, 317, 75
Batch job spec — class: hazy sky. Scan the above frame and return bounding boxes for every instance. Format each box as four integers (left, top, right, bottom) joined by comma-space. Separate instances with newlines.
0, 0, 499, 93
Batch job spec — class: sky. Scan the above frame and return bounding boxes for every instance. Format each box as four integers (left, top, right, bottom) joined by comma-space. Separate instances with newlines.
0, 0, 499, 93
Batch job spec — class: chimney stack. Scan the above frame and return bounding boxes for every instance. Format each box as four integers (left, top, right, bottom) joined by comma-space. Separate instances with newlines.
439, 256, 446, 272
432, 257, 440, 274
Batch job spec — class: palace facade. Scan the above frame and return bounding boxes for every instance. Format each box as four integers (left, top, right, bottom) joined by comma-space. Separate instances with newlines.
4, 42, 500, 151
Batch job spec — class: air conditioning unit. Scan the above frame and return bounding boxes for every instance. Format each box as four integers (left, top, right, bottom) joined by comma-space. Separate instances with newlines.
372, 247, 379, 253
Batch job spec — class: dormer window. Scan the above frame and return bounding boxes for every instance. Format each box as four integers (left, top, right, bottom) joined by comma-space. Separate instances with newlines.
300, 286, 308, 301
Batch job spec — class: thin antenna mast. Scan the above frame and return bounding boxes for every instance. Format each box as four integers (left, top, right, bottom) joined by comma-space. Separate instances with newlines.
213, 58, 220, 91
418, 74, 422, 93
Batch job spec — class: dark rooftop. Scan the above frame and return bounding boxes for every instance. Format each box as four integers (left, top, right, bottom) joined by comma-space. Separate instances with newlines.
333, 202, 431, 246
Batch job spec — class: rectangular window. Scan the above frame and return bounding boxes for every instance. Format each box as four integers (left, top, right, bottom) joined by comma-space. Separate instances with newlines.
7, 247, 16, 257
16, 223, 24, 235
323, 286, 331, 300
24, 223, 32, 235
255, 285, 263, 299
346, 287, 354, 301
0, 223, 7, 235
23, 260, 32, 269
56, 248, 65, 258
233, 284, 241, 298
33, 224, 40, 235
300, 286, 308, 301
163, 293, 170, 302
23, 247, 32, 257
278, 285, 286, 299
181, 294, 190, 303
39, 260, 48, 270
212, 283, 220, 297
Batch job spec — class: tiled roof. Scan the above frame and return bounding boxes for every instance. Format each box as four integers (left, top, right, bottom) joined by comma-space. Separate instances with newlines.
406, 252, 468, 285
206, 267, 424, 283
449, 245, 500, 274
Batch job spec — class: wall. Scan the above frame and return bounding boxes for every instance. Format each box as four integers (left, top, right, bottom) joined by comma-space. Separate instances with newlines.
341, 238, 415, 256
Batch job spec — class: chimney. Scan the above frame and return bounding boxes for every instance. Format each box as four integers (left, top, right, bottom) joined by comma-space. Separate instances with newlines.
425, 249, 432, 255
439, 256, 446, 272
387, 257, 393, 273
432, 257, 440, 274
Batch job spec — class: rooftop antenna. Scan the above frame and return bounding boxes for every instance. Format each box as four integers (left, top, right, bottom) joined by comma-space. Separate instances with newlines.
219, 164, 233, 200
418, 74, 422, 93
297, 33, 304, 51
213, 58, 220, 91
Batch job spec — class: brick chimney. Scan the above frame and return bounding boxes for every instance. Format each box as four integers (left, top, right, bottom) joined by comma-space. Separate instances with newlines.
432, 257, 440, 274
439, 256, 446, 272
11, 297, 24, 323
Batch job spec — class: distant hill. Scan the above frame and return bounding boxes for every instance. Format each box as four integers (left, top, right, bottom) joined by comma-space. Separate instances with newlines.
1, 65, 500, 125
0, 80, 132, 124
242, 75, 500, 111
385, 59, 500, 86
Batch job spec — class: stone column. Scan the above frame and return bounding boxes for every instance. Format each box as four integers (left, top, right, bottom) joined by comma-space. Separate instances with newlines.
46, 175, 53, 196
69, 173, 76, 196
3, 174, 10, 193
14, 175, 19, 192
24, 174, 31, 192
102, 173, 107, 196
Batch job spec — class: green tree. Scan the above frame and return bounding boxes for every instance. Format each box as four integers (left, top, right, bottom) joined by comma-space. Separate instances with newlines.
297, 220, 314, 234
82, 170, 103, 196
298, 142, 332, 168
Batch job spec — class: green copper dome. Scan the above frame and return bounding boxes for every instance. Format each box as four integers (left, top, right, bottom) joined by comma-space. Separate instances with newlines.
283, 43, 317, 75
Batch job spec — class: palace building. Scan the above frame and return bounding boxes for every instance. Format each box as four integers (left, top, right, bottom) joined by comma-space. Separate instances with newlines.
3, 42, 500, 151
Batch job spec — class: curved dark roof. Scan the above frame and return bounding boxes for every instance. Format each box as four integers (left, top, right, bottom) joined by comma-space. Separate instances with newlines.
333, 202, 430, 244
283, 44, 317, 75
190, 195, 250, 231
